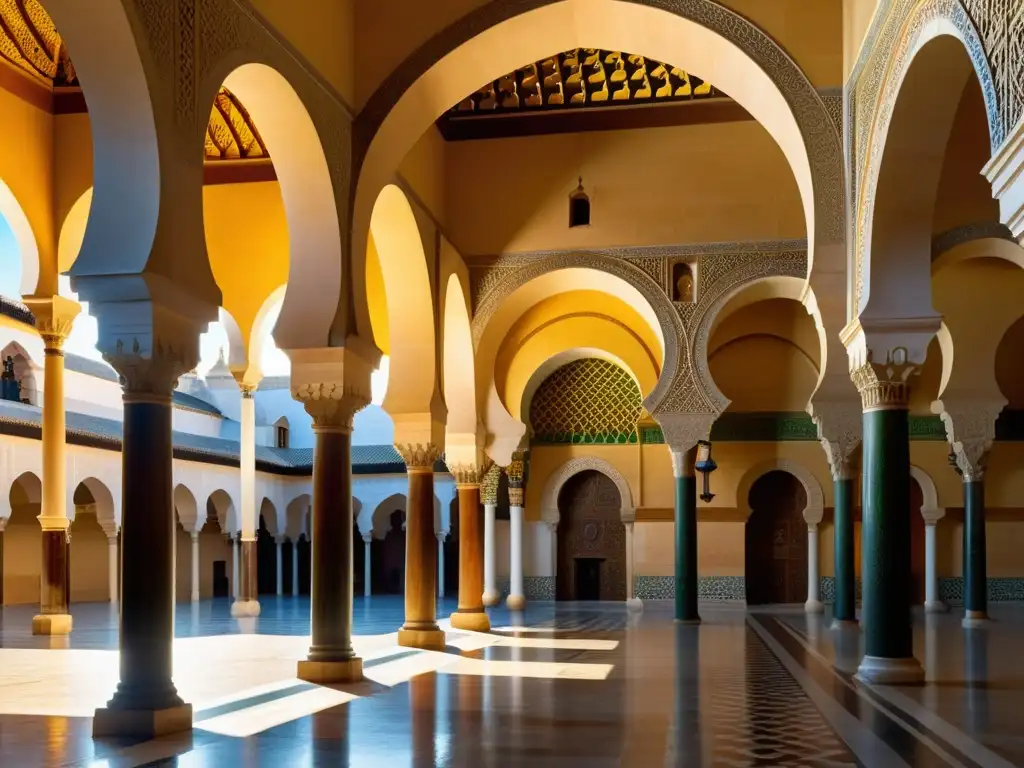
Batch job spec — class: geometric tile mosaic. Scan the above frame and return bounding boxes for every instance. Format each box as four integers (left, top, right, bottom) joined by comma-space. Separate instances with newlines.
529, 358, 641, 444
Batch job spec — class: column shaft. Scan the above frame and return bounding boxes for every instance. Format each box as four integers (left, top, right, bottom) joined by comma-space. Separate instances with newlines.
508, 505, 525, 610
857, 407, 923, 683
482, 503, 498, 606
364, 539, 372, 597
292, 541, 300, 597
924, 523, 940, 611
276, 541, 284, 595
805, 525, 823, 612
108, 536, 118, 603
450, 484, 489, 632
963, 480, 988, 622
625, 522, 641, 610
833, 478, 856, 623
190, 533, 199, 603
674, 447, 699, 623
93, 397, 189, 734
398, 469, 444, 650
33, 344, 72, 635
298, 426, 361, 683
437, 534, 446, 599
233, 388, 259, 617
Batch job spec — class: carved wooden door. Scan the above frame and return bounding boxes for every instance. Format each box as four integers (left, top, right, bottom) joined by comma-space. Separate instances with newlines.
746, 471, 807, 605
557, 470, 626, 601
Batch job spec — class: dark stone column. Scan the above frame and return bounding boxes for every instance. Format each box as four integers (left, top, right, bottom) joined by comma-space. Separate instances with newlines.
93, 386, 192, 737
398, 445, 445, 651
853, 363, 923, 684
962, 480, 989, 626
832, 477, 857, 625
673, 445, 700, 624
449, 466, 489, 632
296, 414, 362, 684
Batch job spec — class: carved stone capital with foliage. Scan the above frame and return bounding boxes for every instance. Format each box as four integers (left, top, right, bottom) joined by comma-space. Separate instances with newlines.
106, 337, 195, 401
850, 357, 919, 411
508, 485, 524, 507
480, 463, 502, 505
24, 295, 80, 353
933, 397, 1006, 482
447, 457, 494, 488
506, 451, 527, 487
293, 382, 369, 432
654, 411, 717, 456
810, 401, 862, 480
396, 443, 442, 472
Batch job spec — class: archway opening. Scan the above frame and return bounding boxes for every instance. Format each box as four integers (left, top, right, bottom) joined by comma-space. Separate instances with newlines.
555, 470, 625, 601
745, 471, 807, 605
4, 472, 42, 605
372, 500, 407, 595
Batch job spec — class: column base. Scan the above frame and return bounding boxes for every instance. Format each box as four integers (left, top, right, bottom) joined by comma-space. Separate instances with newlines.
924, 600, 948, 614
450, 610, 491, 633
93, 703, 193, 739
506, 594, 526, 611
230, 599, 261, 617
962, 610, 993, 629
32, 613, 72, 635
804, 599, 824, 615
855, 655, 925, 685
296, 658, 363, 685
397, 627, 447, 651
626, 597, 644, 612
830, 618, 859, 630
482, 589, 500, 607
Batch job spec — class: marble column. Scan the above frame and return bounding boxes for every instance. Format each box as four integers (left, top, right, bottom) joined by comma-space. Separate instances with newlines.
625, 520, 642, 611
962, 478, 990, 627
107, 534, 118, 603
805, 523, 823, 613
481, 464, 500, 606
231, 535, 239, 599
190, 532, 200, 603
506, 452, 527, 611
924, 521, 942, 613
832, 475, 857, 625
671, 446, 700, 624
92, 348, 193, 737
397, 444, 445, 651
449, 466, 489, 632
852, 361, 924, 685
275, 538, 284, 596
28, 297, 78, 636
437, 531, 446, 599
363, 534, 372, 597
232, 384, 260, 617
291, 539, 300, 597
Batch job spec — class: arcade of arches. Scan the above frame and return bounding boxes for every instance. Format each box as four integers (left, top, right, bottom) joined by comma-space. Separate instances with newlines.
0, 0, 1022, 764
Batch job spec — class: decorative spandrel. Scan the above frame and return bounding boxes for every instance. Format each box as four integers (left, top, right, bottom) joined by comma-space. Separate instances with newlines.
451, 49, 719, 115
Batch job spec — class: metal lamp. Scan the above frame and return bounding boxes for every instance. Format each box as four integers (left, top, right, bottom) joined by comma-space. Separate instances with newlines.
694, 439, 717, 503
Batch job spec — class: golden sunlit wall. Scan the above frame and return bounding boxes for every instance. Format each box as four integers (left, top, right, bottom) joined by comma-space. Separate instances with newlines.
366, 232, 390, 355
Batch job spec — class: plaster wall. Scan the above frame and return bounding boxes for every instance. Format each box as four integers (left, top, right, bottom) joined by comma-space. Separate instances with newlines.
171, 409, 223, 438
68, 511, 109, 602
446, 120, 805, 255
2, 500, 41, 604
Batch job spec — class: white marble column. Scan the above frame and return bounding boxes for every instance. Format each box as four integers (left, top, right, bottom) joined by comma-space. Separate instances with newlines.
507, 502, 525, 610
625, 521, 642, 611
805, 523, 823, 614
233, 385, 260, 617
107, 534, 118, 603
292, 539, 300, 597
363, 534, 372, 597
231, 535, 239, 599
437, 532, 446, 598
482, 503, 498, 606
924, 522, 942, 613
190, 532, 200, 602
276, 538, 284, 595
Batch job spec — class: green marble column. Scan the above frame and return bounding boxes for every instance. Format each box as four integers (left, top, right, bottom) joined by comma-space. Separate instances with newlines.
963, 480, 988, 625
674, 446, 699, 623
856, 401, 923, 684
832, 477, 856, 625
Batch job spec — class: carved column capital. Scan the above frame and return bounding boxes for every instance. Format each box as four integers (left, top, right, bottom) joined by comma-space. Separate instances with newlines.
239, 383, 257, 399
654, 411, 717, 455
293, 382, 369, 432
480, 463, 502, 505
850, 359, 919, 411
933, 397, 1006, 482
106, 338, 196, 401
508, 486, 524, 507
396, 443, 442, 472
24, 295, 80, 353
810, 401, 863, 480
447, 458, 493, 488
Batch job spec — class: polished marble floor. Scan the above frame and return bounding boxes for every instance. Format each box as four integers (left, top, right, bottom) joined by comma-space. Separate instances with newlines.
0, 597, 1019, 766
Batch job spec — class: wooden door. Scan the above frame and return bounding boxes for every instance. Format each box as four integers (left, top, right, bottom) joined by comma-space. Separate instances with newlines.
745, 471, 808, 605
556, 471, 626, 601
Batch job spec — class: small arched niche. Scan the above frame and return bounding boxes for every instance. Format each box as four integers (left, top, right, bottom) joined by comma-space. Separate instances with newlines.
671, 261, 696, 303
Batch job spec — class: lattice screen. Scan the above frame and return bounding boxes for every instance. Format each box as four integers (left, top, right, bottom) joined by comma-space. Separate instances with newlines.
529, 359, 641, 444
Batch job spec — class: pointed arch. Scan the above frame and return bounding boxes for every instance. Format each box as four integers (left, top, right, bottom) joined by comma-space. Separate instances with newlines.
736, 459, 824, 526
442, 273, 476, 436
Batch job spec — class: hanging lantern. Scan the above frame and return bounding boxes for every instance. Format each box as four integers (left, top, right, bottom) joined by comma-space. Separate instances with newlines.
694, 439, 717, 503
568, 177, 591, 228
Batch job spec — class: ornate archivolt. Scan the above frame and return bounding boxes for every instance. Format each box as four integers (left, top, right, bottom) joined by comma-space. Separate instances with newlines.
539, 456, 636, 525
850, 0, 1004, 316
470, 240, 809, 427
